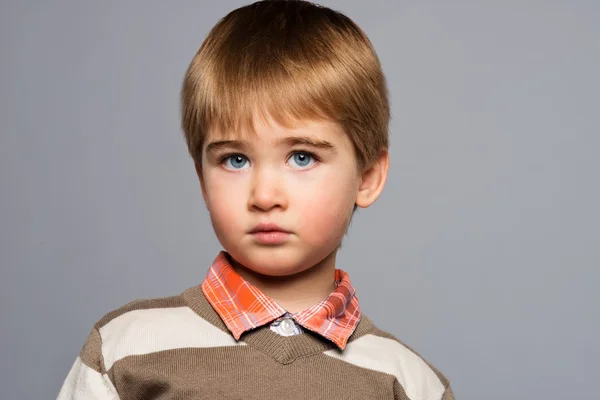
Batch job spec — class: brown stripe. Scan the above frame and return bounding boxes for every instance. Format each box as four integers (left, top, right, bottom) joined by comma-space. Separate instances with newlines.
107, 346, 398, 400
393, 379, 411, 400
95, 295, 186, 329
242, 326, 335, 364
181, 285, 230, 333
442, 385, 455, 400
78, 327, 105, 373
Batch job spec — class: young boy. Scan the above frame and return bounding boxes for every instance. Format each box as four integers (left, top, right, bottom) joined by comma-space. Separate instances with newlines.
58, 1, 453, 399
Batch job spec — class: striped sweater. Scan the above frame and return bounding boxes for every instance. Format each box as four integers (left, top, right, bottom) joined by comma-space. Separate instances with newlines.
57, 285, 453, 399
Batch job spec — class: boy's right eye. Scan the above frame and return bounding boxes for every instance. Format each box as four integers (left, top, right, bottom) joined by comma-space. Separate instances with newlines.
222, 154, 250, 170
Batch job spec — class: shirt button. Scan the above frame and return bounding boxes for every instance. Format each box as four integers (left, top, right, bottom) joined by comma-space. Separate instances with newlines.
280, 318, 296, 335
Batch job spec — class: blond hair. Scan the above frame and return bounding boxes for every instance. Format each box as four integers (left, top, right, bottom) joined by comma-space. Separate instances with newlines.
181, 0, 389, 170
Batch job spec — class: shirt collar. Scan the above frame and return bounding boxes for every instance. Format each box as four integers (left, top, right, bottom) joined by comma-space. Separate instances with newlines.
201, 251, 361, 350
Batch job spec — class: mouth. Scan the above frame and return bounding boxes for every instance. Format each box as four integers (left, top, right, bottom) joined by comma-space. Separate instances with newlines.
249, 223, 290, 234
248, 223, 291, 245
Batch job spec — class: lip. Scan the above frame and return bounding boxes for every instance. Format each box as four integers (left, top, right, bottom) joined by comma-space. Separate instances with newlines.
249, 223, 291, 245
249, 223, 290, 233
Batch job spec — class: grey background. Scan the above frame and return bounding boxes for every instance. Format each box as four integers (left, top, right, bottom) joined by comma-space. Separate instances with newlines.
1, 1, 598, 399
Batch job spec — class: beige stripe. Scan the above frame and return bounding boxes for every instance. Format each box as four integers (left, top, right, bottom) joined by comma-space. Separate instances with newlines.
57, 357, 119, 399
324, 334, 446, 400
370, 327, 451, 390
100, 306, 245, 371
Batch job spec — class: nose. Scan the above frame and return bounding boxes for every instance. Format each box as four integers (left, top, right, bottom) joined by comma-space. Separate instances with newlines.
247, 167, 288, 212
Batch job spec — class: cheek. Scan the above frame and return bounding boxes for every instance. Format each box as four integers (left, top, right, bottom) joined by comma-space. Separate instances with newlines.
204, 174, 246, 233
295, 169, 358, 238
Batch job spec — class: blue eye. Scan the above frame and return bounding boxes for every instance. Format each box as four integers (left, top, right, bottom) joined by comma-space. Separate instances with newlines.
289, 152, 315, 169
223, 155, 249, 170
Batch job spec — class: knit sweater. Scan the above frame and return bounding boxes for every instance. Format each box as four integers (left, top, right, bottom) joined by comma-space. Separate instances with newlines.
57, 286, 453, 399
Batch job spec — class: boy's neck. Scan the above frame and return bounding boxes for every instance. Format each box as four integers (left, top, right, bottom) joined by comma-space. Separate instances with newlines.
230, 251, 338, 314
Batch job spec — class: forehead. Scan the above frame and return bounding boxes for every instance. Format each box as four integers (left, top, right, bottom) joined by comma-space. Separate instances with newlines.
205, 113, 348, 147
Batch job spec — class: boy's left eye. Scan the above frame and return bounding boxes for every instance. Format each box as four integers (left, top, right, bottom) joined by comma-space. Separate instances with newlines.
288, 152, 316, 169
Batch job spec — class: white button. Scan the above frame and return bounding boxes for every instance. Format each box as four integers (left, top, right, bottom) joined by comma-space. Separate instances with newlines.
279, 318, 295, 335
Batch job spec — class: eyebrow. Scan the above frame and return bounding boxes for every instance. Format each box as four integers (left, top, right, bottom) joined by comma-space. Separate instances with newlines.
280, 136, 336, 151
205, 136, 336, 156
205, 140, 247, 156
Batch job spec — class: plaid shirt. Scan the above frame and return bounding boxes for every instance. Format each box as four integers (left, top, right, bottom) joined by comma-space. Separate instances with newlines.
201, 251, 361, 349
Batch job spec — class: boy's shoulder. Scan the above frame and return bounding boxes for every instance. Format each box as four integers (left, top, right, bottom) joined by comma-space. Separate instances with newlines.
94, 294, 188, 330
92, 284, 223, 331
91, 285, 234, 336
344, 314, 453, 400
84, 288, 241, 372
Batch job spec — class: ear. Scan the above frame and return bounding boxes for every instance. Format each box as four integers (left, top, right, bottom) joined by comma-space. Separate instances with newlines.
194, 161, 209, 207
355, 150, 389, 208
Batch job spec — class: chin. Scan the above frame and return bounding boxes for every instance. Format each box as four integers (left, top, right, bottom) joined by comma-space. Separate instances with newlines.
227, 245, 330, 277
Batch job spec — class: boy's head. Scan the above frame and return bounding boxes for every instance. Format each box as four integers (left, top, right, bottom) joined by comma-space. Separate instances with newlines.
181, 0, 390, 277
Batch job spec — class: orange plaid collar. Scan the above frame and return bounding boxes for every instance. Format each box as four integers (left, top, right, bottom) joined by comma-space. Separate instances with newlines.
201, 251, 361, 350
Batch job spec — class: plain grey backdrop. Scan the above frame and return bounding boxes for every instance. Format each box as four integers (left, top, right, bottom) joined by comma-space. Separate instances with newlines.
1, 1, 598, 399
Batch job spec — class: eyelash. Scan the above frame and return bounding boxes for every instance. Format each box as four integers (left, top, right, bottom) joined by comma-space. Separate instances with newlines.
218, 153, 246, 166
289, 150, 320, 165
217, 151, 321, 167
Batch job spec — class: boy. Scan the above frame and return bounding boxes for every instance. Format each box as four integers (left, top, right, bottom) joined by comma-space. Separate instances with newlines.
58, 1, 453, 399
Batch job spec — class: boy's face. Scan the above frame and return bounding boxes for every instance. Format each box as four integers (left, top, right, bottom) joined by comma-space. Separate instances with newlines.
197, 115, 387, 277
